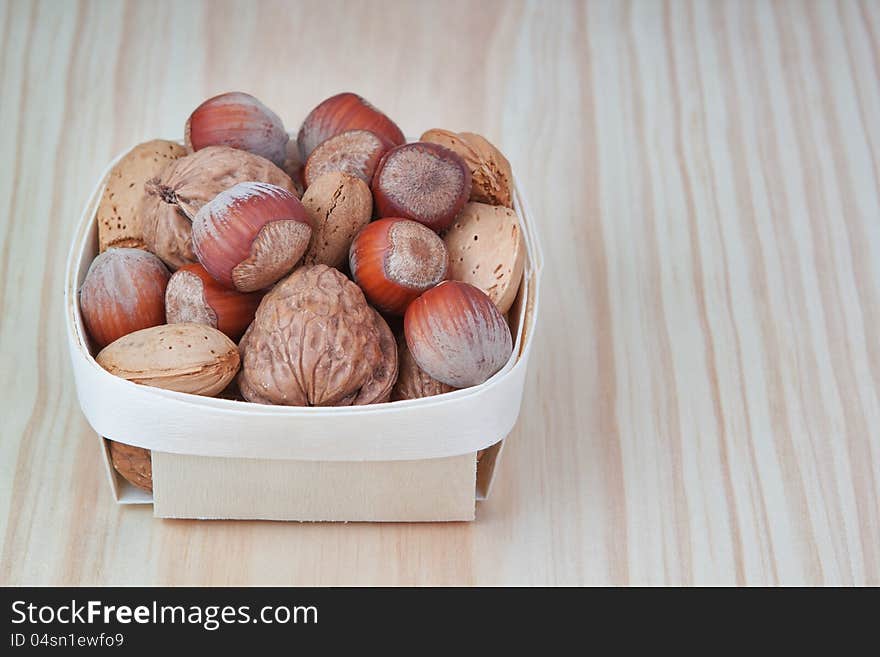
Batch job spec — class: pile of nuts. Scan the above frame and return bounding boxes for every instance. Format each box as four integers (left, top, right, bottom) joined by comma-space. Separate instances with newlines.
80, 92, 525, 491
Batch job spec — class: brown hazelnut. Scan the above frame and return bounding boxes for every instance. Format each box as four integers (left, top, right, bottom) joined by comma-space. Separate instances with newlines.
139, 146, 296, 269
303, 129, 391, 187
349, 218, 448, 315
404, 281, 512, 388
420, 129, 513, 207
80, 248, 170, 350
238, 264, 397, 406
372, 142, 471, 232
192, 182, 312, 292
391, 334, 455, 401
297, 92, 405, 160
165, 263, 262, 341
185, 92, 288, 167
300, 172, 373, 269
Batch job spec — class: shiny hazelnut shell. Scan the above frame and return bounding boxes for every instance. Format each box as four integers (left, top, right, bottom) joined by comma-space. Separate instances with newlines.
371, 142, 471, 233
404, 281, 512, 388
192, 182, 312, 292
80, 248, 170, 350
165, 263, 262, 341
349, 218, 448, 315
296, 92, 405, 160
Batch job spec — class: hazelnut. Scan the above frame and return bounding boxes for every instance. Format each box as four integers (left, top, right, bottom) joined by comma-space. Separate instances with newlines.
372, 142, 471, 232
165, 263, 262, 340
192, 182, 312, 292
404, 281, 512, 388
349, 218, 448, 315
297, 92, 405, 160
443, 202, 525, 314
303, 129, 391, 187
238, 264, 397, 406
185, 91, 289, 167
420, 129, 513, 207
97, 140, 187, 253
391, 334, 455, 401
139, 146, 296, 270
300, 171, 372, 269
80, 248, 170, 350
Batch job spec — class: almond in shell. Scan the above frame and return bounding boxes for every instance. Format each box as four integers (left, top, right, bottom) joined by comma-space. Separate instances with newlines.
96, 140, 187, 252
443, 202, 524, 314
96, 323, 240, 396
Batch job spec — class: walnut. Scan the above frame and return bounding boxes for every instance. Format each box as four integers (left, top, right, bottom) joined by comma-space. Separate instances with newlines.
139, 146, 297, 269
238, 265, 398, 406
391, 334, 455, 401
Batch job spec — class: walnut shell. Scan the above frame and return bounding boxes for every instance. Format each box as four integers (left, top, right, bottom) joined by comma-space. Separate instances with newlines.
107, 440, 152, 492
300, 171, 372, 268
391, 334, 455, 401
238, 264, 396, 406
97, 140, 187, 252
139, 146, 297, 269
420, 129, 513, 207
348, 309, 398, 405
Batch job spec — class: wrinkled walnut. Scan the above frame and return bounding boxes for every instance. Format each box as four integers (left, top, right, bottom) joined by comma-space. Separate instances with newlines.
139, 146, 296, 269
238, 265, 398, 406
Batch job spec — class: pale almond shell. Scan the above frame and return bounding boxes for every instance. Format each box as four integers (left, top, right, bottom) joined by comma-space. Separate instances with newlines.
96, 140, 187, 252
300, 171, 372, 268
96, 323, 240, 396
443, 202, 525, 314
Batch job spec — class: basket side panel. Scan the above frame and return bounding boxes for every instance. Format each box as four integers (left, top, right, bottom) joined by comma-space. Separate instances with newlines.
151, 452, 477, 522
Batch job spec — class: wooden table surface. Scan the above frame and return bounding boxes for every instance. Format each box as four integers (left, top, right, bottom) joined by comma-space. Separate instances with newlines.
2, 0, 879, 586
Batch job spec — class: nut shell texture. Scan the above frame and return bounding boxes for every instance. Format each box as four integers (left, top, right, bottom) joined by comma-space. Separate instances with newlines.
404, 281, 512, 388
185, 91, 289, 167
140, 146, 296, 269
80, 248, 170, 350
108, 441, 153, 492
192, 182, 312, 292
303, 129, 390, 187
444, 202, 524, 314
297, 92, 405, 160
97, 140, 187, 252
301, 172, 373, 268
238, 265, 391, 406
391, 335, 455, 401
372, 142, 471, 232
349, 218, 448, 315
420, 129, 513, 207
96, 323, 240, 396
165, 263, 262, 340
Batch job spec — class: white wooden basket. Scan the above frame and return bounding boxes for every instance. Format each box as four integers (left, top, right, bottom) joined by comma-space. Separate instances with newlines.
65, 144, 543, 522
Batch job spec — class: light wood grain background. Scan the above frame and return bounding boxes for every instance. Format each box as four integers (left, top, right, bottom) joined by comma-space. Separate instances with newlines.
1, 0, 878, 586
